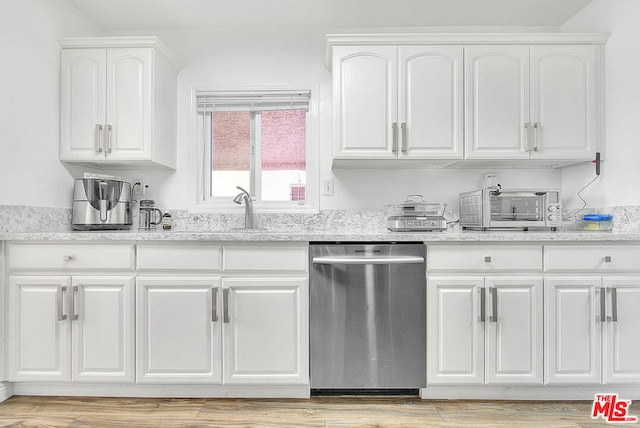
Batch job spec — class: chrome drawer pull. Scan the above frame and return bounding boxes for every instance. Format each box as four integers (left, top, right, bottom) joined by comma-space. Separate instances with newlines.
71, 286, 79, 321
391, 122, 398, 154
57, 286, 68, 321
489, 287, 498, 322
479, 287, 486, 323
599, 287, 606, 323
223, 289, 230, 324
484, 256, 492, 263
603, 256, 612, 263
212, 286, 219, 322
63, 255, 73, 262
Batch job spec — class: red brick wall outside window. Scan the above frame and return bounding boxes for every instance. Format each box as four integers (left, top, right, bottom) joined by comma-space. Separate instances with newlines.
211, 110, 306, 201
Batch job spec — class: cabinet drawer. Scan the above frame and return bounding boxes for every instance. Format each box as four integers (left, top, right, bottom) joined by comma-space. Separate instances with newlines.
8, 244, 134, 270
427, 244, 542, 271
223, 244, 308, 272
137, 244, 222, 271
545, 244, 640, 271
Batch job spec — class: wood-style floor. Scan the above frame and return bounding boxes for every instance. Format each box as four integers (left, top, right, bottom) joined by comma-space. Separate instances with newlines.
0, 395, 638, 427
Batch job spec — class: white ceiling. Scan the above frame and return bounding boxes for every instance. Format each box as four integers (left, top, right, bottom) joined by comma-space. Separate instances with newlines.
67, 0, 592, 31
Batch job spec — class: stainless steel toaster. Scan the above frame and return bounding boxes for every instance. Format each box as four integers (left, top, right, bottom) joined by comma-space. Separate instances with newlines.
72, 178, 132, 230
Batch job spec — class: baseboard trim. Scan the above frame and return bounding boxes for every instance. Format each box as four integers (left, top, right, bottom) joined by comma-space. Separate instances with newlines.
420, 385, 640, 400
0, 382, 14, 403
12, 383, 310, 399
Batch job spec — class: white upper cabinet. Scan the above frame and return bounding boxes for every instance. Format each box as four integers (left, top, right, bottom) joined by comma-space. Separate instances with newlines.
332, 45, 463, 163
530, 45, 600, 159
60, 49, 106, 162
466, 44, 601, 161
59, 37, 181, 169
465, 46, 530, 159
399, 46, 464, 159
332, 46, 398, 160
104, 48, 153, 162
327, 34, 606, 167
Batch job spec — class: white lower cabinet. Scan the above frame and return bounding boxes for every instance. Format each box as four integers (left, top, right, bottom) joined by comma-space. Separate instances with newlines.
7, 275, 134, 382
604, 278, 640, 384
427, 276, 543, 385
545, 276, 640, 384
136, 277, 222, 383
136, 276, 308, 385
222, 278, 308, 385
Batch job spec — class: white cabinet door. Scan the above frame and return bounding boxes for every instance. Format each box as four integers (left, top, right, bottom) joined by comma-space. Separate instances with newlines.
105, 48, 153, 161
398, 46, 464, 159
223, 278, 308, 385
71, 276, 134, 382
530, 45, 599, 160
332, 46, 398, 159
603, 278, 640, 384
7, 276, 71, 382
427, 277, 485, 385
60, 49, 107, 161
137, 277, 222, 383
465, 45, 530, 159
545, 277, 602, 384
485, 277, 543, 384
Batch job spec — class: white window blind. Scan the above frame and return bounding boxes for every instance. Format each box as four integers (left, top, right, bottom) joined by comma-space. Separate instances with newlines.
196, 90, 311, 112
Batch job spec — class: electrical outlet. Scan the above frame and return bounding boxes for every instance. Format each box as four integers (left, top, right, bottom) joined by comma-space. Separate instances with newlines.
132, 179, 148, 198
322, 179, 334, 196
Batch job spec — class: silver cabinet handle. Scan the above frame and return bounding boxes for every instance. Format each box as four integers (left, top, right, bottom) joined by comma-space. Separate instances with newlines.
400, 122, 407, 154
599, 287, 606, 323
57, 286, 68, 321
479, 287, 486, 323
63, 255, 73, 262
489, 287, 498, 322
70, 286, 79, 321
95, 124, 103, 153
524, 122, 533, 152
312, 256, 424, 266
223, 288, 230, 324
104, 124, 113, 154
391, 122, 398, 154
484, 256, 492, 263
603, 256, 612, 263
533, 122, 540, 151
611, 288, 618, 322
212, 286, 219, 322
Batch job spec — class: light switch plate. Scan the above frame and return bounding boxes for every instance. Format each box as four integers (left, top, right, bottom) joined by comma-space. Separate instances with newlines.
322, 179, 334, 196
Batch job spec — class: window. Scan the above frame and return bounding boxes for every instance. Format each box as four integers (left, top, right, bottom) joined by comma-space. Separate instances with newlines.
192, 88, 318, 213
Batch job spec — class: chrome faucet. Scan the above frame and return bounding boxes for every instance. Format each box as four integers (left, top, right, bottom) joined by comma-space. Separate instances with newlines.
233, 186, 255, 229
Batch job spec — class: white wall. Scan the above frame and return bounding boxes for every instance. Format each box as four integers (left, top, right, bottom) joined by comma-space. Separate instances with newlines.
0, 0, 101, 208
105, 27, 562, 212
561, 0, 640, 208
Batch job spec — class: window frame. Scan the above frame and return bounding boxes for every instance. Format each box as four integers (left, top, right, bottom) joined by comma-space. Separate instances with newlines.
189, 85, 319, 214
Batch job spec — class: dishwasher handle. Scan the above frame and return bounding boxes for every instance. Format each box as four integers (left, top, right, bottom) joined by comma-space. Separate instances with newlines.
312, 256, 424, 265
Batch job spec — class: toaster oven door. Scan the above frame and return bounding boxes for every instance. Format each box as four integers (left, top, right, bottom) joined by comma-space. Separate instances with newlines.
488, 191, 546, 227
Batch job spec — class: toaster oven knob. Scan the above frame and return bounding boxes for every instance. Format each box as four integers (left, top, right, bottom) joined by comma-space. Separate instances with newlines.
548, 206, 557, 212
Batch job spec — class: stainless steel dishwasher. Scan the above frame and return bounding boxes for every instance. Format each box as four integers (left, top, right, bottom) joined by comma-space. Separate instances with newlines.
310, 243, 426, 391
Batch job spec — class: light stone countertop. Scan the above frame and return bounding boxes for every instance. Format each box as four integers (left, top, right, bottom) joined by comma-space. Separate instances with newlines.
1, 229, 640, 242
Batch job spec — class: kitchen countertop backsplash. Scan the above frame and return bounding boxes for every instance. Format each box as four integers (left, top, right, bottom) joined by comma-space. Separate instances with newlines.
2, 204, 640, 235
